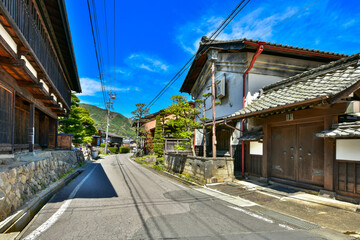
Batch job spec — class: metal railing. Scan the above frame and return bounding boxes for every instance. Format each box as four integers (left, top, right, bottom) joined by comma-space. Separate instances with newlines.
1, 0, 71, 107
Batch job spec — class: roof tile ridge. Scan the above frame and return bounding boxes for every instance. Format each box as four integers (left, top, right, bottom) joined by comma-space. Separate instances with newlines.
263, 53, 360, 92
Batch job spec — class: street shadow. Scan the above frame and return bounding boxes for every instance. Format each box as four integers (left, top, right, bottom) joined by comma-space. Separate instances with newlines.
49, 163, 118, 203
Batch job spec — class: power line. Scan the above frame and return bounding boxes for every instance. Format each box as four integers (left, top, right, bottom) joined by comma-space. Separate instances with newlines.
103, 0, 111, 91
113, 0, 116, 93
146, 0, 251, 109
86, 0, 107, 107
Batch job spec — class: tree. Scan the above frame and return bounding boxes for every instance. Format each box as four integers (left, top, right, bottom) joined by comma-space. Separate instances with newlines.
195, 93, 212, 157
58, 94, 97, 144
166, 95, 200, 156
153, 112, 165, 157
131, 103, 149, 151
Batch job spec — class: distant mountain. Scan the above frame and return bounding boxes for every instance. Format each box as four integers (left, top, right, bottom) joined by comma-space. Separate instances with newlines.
80, 103, 136, 138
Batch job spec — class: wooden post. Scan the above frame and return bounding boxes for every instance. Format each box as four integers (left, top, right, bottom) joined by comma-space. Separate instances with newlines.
11, 92, 15, 153
29, 103, 35, 152
229, 128, 233, 158
262, 122, 270, 178
324, 116, 335, 191
55, 118, 58, 149
211, 61, 217, 158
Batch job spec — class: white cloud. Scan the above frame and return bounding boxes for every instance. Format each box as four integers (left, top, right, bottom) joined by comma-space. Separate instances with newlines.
126, 53, 169, 73
176, 7, 298, 54
78, 77, 137, 96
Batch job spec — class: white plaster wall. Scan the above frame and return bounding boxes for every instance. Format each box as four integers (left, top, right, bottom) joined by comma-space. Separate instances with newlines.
250, 141, 263, 155
336, 139, 360, 161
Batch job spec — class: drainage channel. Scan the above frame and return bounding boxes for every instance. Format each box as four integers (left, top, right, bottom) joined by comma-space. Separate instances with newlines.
0, 169, 83, 236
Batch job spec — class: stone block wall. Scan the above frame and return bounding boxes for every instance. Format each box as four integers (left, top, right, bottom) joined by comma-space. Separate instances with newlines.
165, 153, 234, 184
0, 150, 80, 221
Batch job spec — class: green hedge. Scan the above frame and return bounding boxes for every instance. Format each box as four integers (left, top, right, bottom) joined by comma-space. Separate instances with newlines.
108, 147, 118, 154
119, 147, 130, 153
100, 143, 105, 147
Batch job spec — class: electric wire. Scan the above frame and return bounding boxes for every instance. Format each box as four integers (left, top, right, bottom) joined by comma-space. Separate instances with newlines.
146, 0, 251, 109
103, 0, 112, 92
113, 0, 116, 94
91, 0, 108, 96
86, 0, 107, 107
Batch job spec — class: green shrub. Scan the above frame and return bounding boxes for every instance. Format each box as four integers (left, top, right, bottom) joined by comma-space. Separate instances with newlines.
108, 147, 118, 154
100, 143, 105, 147
119, 147, 130, 153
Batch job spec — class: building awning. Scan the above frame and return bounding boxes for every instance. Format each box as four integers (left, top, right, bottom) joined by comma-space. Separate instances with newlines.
238, 131, 263, 141
316, 121, 360, 138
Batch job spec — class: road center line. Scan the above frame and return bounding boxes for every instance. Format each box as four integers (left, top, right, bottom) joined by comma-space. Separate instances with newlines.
23, 165, 98, 240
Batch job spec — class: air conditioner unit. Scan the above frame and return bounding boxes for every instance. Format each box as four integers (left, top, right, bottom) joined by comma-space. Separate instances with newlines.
216, 77, 225, 99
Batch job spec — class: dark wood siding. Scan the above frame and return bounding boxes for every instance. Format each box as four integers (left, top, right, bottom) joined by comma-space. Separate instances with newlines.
336, 161, 360, 197
0, 85, 12, 144
15, 97, 29, 144
247, 154, 262, 176
0, 0, 72, 106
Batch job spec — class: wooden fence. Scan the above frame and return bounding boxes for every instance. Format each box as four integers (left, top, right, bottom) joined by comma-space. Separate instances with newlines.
164, 138, 192, 155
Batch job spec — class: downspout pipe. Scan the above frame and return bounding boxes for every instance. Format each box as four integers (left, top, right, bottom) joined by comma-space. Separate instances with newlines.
241, 41, 265, 178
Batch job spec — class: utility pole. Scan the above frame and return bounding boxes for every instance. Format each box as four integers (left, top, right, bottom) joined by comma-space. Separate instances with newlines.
207, 49, 218, 158
105, 91, 116, 154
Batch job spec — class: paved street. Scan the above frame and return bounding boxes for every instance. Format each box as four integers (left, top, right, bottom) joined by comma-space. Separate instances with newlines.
20, 154, 334, 240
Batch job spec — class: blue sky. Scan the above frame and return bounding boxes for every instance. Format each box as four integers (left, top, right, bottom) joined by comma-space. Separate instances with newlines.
64, 0, 360, 118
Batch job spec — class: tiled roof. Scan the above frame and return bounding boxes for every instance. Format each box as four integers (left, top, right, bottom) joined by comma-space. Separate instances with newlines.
201, 38, 347, 58
238, 131, 263, 141
316, 121, 360, 138
227, 53, 360, 119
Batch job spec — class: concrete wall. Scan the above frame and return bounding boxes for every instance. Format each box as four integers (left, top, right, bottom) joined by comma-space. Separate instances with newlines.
165, 153, 234, 184
0, 150, 81, 221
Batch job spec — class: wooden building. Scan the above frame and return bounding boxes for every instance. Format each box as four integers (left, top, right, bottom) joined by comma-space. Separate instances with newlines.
225, 53, 360, 198
92, 130, 123, 147
180, 37, 346, 173
0, 0, 81, 153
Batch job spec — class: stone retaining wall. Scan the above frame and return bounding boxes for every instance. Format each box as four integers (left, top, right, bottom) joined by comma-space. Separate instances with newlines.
165, 153, 234, 184
0, 150, 81, 221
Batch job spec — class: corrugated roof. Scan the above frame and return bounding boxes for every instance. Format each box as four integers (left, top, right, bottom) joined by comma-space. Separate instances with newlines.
316, 121, 360, 138
227, 53, 360, 119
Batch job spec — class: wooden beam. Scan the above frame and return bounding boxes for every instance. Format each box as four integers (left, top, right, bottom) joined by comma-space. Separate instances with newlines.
11, 91, 15, 153
324, 116, 335, 191
0, 56, 25, 67
33, 95, 54, 101
17, 81, 42, 88
328, 81, 360, 105
29, 103, 35, 152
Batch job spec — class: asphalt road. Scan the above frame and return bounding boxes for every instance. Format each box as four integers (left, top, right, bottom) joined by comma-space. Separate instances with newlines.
20, 154, 328, 240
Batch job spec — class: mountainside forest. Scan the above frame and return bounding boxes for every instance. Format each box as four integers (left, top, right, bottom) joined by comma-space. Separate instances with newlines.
80, 103, 136, 137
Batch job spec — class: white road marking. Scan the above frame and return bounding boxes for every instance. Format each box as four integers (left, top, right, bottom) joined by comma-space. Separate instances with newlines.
227, 205, 274, 223
195, 187, 257, 207
23, 165, 98, 240
278, 224, 294, 230
228, 205, 294, 231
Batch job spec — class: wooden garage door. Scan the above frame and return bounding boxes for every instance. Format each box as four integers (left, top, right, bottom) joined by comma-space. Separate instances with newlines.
271, 125, 296, 180
297, 122, 324, 185
271, 122, 324, 186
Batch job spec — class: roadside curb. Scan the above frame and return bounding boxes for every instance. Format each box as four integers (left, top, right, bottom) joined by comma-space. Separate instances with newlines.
0, 167, 84, 235
235, 180, 360, 213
